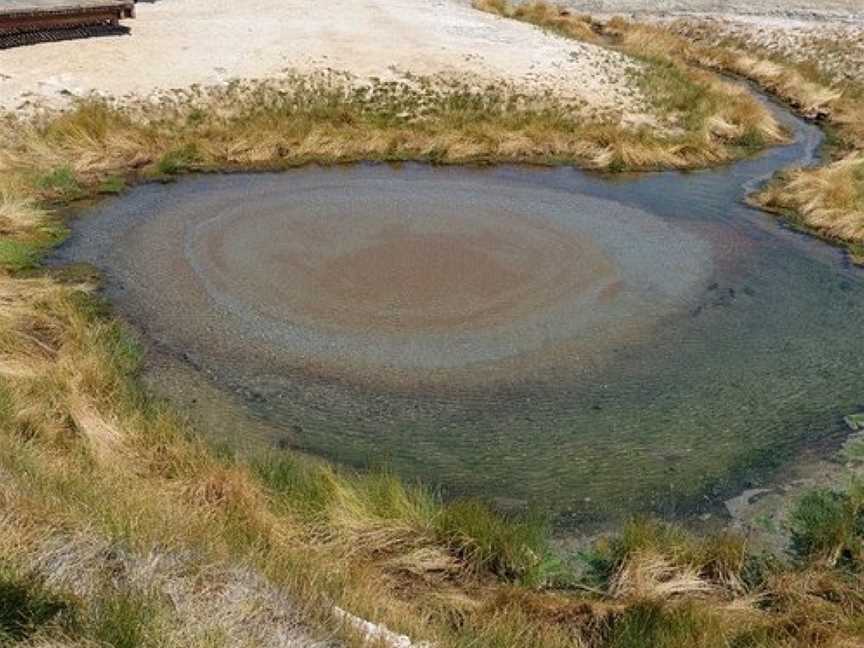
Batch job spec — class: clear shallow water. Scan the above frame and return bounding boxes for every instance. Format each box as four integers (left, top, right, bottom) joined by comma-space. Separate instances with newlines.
58, 101, 864, 528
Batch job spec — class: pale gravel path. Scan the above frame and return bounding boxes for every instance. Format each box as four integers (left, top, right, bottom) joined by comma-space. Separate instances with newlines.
0, 0, 644, 112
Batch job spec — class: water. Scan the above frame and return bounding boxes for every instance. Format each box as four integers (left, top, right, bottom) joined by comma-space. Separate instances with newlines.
57, 99, 864, 529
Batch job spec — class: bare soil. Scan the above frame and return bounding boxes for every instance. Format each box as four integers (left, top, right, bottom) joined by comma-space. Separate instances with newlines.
0, 0, 644, 113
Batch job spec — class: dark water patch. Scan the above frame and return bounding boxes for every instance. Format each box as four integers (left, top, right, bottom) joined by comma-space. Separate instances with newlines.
55, 100, 864, 530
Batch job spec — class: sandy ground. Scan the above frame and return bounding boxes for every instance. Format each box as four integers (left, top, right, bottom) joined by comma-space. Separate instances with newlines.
0, 0, 642, 113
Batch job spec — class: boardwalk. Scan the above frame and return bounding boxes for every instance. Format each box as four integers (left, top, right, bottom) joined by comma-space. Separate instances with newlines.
0, 0, 134, 48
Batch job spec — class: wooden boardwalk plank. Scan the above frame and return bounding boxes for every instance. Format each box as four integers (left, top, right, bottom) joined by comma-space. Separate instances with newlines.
0, 1, 132, 16
0, 0, 134, 47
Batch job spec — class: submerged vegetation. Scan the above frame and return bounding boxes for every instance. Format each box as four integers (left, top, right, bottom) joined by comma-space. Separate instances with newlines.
0, 20, 862, 648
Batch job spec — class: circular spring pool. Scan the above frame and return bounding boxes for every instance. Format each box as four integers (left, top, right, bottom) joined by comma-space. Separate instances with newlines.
59, 100, 864, 528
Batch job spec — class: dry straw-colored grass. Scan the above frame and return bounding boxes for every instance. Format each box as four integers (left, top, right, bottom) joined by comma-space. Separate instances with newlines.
474, 0, 599, 41
0, 70, 787, 181
756, 155, 864, 253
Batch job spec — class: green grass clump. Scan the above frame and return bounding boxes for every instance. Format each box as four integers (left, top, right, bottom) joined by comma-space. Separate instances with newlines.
253, 452, 553, 583
582, 518, 750, 591
41, 99, 136, 144
435, 499, 551, 583
735, 127, 768, 150
156, 143, 202, 175
0, 239, 39, 271
350, 471, 438, 523
636, 57, 709, 131
90, 590, 163, 648
789, 483, 864, 568
606, 601, 728, 648
0, 563, 77, 642
253, 453, 339, 519
98, 176, 126, 195
36, 165, 85, 201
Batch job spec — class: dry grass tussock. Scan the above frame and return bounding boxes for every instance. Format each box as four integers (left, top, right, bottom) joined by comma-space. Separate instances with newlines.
0, 68, 862, 645
755, 155, 864, 257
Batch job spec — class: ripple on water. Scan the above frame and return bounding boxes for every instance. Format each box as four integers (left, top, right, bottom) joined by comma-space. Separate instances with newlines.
181, 177, 713, 379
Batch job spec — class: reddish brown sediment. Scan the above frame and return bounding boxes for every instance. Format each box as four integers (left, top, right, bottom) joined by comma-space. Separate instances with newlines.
196, 209, 617, 334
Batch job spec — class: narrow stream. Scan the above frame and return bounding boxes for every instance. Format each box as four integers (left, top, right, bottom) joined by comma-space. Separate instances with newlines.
57, 96, 864, 529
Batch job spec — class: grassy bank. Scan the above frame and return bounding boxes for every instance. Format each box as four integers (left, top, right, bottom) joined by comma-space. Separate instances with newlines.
0, 71, 787, 180
0, 71, 863, 646
473, 0, 864, 259
473, 1, 786, 170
